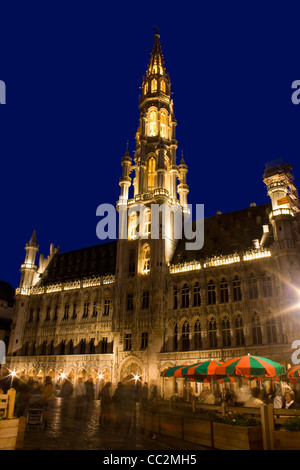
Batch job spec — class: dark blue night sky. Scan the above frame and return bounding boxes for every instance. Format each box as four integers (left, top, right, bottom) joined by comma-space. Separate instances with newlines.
0, 2, 299, 288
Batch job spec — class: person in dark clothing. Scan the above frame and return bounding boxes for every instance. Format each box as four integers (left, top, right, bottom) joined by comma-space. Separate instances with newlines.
60, 377, 73, 421
98, 382, 112, 426
112, 382, 124, 426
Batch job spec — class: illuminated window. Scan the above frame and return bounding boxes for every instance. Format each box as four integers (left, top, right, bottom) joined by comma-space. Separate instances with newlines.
160, 112, 167, 138
142, 245, 151, 274
144, 82, 148, 95
221, 315, 231, 347
149, 110, 157, 136
148, 156, 156, 189
144, 209, 151, 236
128, 212, 138, 239
160, 80, 166, 93
235, 314, 245, 346
151, 79, 157, 92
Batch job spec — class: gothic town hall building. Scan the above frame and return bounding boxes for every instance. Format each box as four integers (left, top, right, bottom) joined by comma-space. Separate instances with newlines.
7, 31, 300, 397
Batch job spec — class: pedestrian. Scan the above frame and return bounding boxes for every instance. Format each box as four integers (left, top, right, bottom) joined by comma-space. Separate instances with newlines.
60, 377, 73, 421
141, 382, 149, 411
98, 382, 112, 426
42, 376, 53, 428
273, 386, 284, 409
74, 377, 87, 419
244, 387, 264, 408
283, 390, 300, 410
84, 377, 94, 413
112, 382, 124, 426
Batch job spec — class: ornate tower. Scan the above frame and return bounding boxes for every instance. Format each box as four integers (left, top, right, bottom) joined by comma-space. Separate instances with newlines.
19, 230, 39, 292
114, 30, 189, 384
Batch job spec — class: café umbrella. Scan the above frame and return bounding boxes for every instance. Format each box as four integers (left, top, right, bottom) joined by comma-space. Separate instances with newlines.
214, 354, 285, 378
282, 365, 300, 382
160, 364, 187, 378
180, 360, 222, 378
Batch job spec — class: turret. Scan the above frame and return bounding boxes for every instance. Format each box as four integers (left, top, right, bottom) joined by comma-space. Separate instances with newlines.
19, 230, 39, 290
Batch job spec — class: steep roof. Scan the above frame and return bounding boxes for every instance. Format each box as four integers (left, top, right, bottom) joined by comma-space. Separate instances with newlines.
38, 241, 117, 286
171, 203, 273, 264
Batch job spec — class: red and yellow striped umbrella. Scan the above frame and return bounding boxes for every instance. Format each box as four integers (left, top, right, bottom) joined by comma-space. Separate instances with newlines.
215, 354, 285, 378
180, 360, 222, 377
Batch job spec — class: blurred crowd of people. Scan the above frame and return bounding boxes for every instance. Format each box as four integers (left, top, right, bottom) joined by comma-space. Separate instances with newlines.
194, 383, 300, 409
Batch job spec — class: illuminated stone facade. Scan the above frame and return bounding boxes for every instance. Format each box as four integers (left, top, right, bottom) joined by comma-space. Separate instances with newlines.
7, 32, 300, 396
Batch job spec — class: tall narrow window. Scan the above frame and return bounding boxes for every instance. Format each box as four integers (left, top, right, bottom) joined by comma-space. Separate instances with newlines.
142, 245, 151, 274
207, 280, 216, 305
160, 80, 166, 93
181, 321, 190, 351
63, 303, 69, 320
80, 339, 86, 354
125, 334, 132, 351
266, 312, 277, 343
181, 284, 189, 308
142, 291, 149, 309
193, 282, 201, 307
141, 332, 148, 349
221, 315, 231, 347
127, 293, 134, 311
104, 298, 111, 316
220, 278, 229, 303
262, 272, 273, 297
69, 340, 74, 355
102, 337, 108, 354
173, 323, 178, 351
144, 209, 151, 236
128, 250, 136, 276
128, 213, 138, 239
173, 286, 178, 309
72, 303, 77, 319
151, 78, 157, 93
235, 314, 245, 346
148, 156, 156, 189
53, 306, 58, 321
160, 112, 167, 138
46, 306, 51, 321
208, 317, 218, 348
41, 341, 47, 355
83, 301, 89, 318
252, 312, 262, 345
49, 340, 54, 355
144, 81, 148, 95
90, 338, 95, 354
232, 275, 242, 301
194, 320, 202, 349
60, 340, 66, 355
248, 273, 258, 299
92, 301, 97, 317
149, 111, 157, 136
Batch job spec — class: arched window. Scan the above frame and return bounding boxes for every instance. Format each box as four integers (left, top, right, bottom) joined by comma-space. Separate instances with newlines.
144, 209, 151, 236
151, 78, 157, 92
160, 80, 166, 93
252, 312, 262, 344
69, 339, 74, 355
248, 273, 258, 299
266, 312, 277, 344
149, 110, 157, 136
207, 280, 216, 305
148, 156, 156, 189
142, 245, 151, 274
220, 277, 229, 303
262, 272, 273, 297
221, 315, 231, 347
235, 314, 245, 346
173, 286, 178, 309
128, 212, 138, 239
181, 284, 189, 308
181, 321, 190, 351
208, 317, 218, 348
232, 275, 242, 301
160, 112, 167, 138
193, 282, 201, 307
194, 320, 202, 349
